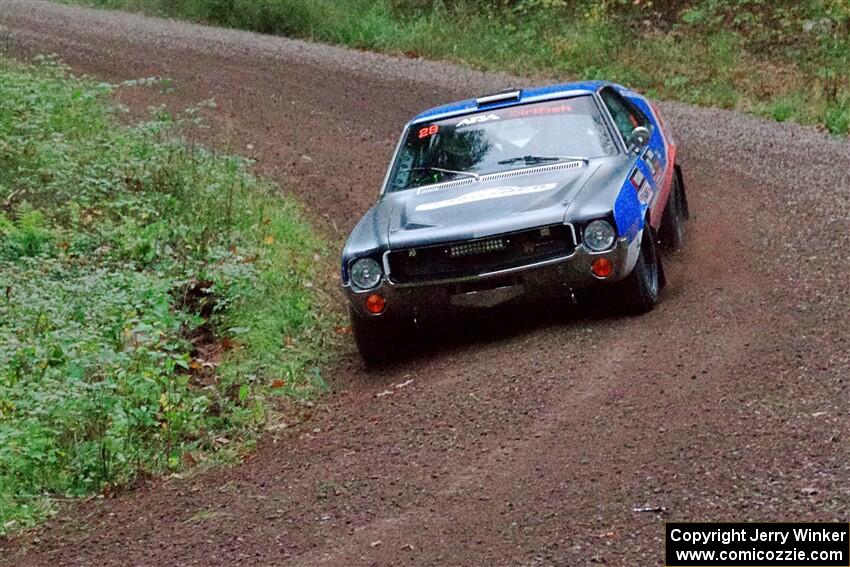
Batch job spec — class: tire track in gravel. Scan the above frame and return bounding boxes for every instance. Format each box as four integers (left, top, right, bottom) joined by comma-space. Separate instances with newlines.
1, 3, 848, 566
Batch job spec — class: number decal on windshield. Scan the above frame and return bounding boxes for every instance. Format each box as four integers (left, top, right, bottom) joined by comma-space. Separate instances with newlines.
418, 124, 439, 139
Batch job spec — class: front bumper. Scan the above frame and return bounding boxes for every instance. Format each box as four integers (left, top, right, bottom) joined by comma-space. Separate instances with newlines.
345, 236, 640, 319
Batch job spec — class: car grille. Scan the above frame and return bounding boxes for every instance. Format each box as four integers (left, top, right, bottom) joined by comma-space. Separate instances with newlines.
387, 224, 576, 284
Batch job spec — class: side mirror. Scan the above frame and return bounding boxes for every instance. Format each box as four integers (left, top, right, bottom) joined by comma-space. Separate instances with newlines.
629, 126, 650, 150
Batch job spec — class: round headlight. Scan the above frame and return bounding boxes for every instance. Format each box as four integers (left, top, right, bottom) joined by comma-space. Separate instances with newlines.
583, 220, 616, 252
350, 257, 383, 290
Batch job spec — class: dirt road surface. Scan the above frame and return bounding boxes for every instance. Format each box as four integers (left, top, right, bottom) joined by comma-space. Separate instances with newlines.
1, 2, 849, 566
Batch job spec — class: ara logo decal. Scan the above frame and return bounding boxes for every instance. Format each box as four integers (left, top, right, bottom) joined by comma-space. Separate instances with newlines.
456, 113, 500, 127
414, 183, 557, 211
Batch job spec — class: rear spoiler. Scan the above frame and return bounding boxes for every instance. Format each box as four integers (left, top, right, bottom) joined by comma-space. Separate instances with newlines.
476, 89, 521, 107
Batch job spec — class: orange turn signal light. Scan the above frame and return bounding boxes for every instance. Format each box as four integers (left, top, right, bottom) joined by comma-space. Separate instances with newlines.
591, 257, 613, 278
365, 293, 386, 314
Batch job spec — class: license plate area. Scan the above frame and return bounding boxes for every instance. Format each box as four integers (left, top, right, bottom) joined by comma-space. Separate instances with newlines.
452, 275, 521, 295
450, 276, 524, 308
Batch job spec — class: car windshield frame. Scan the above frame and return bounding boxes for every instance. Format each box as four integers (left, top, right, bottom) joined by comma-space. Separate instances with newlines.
383, 94, 620, 194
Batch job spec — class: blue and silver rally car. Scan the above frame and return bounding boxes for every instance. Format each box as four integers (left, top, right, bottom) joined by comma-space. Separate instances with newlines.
342, 82, 689, 363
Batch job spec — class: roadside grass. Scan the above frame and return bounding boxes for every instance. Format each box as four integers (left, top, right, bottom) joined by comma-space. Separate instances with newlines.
64, 0, 850, 134
0, 56, 336, 533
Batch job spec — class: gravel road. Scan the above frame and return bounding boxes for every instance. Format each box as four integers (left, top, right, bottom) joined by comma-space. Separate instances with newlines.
1, 2, 849, 566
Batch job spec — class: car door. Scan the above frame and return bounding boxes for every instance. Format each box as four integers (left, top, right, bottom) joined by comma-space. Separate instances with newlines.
599, 87, 667, 230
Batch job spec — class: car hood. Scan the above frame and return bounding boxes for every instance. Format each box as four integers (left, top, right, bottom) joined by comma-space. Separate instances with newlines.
384, 164, 598, 249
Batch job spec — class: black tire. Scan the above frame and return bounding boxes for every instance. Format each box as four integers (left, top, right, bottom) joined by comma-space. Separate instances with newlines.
658, 168, 686, 251
675, 164, 690, 220
350, 308, 401, 367
616, 227, 662, 314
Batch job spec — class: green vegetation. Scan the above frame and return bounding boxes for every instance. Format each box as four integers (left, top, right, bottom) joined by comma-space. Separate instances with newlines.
66, 0, 850, 134
0, 56, 335, 533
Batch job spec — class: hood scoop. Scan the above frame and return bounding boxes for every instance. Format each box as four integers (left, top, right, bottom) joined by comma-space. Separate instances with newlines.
416, 177, 476, 195
483, 159, 583, 180
414, 160, 584, 195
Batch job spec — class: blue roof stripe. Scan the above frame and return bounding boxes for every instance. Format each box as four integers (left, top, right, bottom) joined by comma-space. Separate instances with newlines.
409, 80, 611, 125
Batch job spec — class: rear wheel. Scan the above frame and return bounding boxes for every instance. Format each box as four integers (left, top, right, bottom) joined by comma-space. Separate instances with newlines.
659, 166, 686, 251
350, 308, 402, 367
616, 227, 662, 314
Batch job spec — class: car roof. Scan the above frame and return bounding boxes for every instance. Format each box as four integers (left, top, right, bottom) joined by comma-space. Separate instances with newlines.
408, 80, 614, 125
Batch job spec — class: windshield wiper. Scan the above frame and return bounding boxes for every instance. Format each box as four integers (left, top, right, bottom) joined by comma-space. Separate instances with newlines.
405, 166, 480, 182
497, 155, 589, 165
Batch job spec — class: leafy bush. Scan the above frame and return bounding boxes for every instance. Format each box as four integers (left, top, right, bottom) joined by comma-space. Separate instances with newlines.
0, 210, 55, 259
0, 56, 334, 533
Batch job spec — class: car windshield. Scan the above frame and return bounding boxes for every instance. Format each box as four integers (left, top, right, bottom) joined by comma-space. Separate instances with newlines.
386, 95, 618, 193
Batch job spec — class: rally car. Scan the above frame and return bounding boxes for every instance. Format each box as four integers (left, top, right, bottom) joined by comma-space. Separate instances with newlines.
342, 81, 689, 364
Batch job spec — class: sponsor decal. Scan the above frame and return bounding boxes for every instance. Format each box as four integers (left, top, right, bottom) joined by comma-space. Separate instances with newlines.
637, 182, 653, 205
507, 104, 573, 118
644, 148, 665, 184
456, 113, 500, 127
629, 168, 645, 189
414, 183, 558, 211
645, 149, 658, 175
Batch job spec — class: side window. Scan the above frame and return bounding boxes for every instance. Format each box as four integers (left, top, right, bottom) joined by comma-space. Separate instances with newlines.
600, 88, 647, 145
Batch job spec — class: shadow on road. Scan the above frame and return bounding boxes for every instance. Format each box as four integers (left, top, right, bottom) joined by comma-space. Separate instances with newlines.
360, 294, 627, 372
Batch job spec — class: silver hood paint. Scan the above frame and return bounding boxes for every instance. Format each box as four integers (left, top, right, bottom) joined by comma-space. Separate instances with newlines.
385, 163, 600, 249
341, 155, 632, 276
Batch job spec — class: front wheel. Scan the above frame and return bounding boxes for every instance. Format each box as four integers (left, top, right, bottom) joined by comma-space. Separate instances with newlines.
350, 308, 403, 366
616, 227, 663, 314
676, 164, 690, 220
